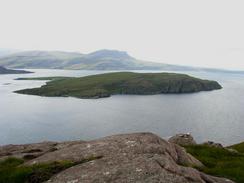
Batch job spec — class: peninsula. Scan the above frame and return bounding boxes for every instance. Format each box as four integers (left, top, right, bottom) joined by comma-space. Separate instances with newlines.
0, 66, 33, 74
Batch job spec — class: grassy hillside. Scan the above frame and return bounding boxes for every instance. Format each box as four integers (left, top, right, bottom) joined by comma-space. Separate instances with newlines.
186, 143, 244, 183
15, 72, 222, 99
229, 142, 244, 153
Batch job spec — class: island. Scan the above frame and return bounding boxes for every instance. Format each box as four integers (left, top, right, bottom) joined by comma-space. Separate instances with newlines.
15, 72, 222, 99
0, 66, 33, 74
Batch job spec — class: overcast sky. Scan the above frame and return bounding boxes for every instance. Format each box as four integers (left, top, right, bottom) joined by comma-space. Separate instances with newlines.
0, 0, 244, 70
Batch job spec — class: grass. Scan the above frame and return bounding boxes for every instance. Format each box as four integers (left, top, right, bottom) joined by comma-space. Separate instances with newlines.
15, 72, 222, 99
15, 77, 71, 81
229, 142, 244, 153
0, 156, 102, 183
185, 144, 244, 183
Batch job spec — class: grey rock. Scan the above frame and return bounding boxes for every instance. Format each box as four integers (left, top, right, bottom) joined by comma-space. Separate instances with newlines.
0, 133, 234, 183
202, 141, 224, 148
0, 141, 57, 161
0, 140, 83, 161
168, 133, 197, 146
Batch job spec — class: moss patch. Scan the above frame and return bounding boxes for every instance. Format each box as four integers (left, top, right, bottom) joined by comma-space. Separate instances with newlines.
0, 156, 102, 183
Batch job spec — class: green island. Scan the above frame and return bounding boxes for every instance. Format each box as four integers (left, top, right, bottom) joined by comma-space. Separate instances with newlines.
15, 72, 222, 99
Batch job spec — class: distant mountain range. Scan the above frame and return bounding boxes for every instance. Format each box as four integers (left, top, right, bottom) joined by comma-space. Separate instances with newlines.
0, 49, 243, 73
0, 49, 190, 70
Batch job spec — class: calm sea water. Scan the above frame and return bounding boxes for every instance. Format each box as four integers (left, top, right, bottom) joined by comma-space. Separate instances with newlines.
1, 69, 244, 146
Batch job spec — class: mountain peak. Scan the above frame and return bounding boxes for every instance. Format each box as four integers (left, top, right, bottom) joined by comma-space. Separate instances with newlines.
87, 49, 133, 59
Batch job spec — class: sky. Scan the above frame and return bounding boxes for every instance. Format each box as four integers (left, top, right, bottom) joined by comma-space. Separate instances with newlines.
0, 0, 244, 70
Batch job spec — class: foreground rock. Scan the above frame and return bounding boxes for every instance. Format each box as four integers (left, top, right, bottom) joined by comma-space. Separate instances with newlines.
0, 133, 233, 183
0, 141, 82, 161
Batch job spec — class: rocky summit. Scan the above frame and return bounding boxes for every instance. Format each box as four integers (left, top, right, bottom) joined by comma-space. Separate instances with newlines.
168, 133, 197, 146
0, 133, 234, 183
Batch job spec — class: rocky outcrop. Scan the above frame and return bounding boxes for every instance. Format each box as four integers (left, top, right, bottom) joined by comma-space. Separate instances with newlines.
169, 134, 238, 154
0, 140, 83, 161
0, 133, 234, 183
202, 141, 224, 148
168, 133, 197, 146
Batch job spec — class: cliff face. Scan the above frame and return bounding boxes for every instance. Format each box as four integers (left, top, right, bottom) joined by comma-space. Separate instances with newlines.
0, 133, 233, 183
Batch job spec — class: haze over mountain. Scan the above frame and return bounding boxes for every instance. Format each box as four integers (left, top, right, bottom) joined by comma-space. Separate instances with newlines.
0, 49, 242, 73
0, 48, 19, 57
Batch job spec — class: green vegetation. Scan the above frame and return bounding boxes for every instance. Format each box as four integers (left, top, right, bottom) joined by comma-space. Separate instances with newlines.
15, 77, 71, 81
15, 72, 222, 99
0, 156, 102, 183
0, 157, 72, 183
185, 144, 244, 183
229, 142, 244, 153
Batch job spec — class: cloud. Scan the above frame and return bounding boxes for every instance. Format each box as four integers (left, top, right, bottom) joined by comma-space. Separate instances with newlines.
0, 0, 244, 69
